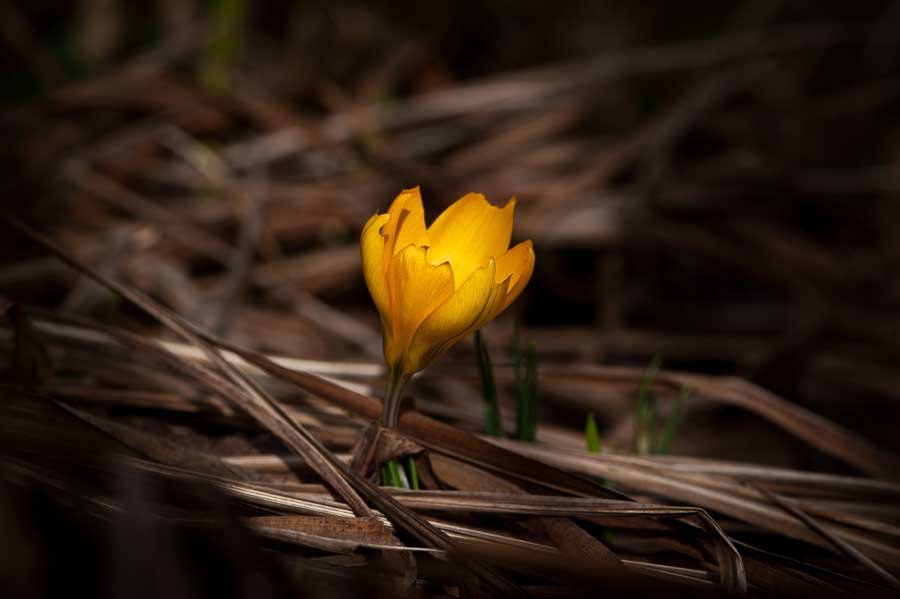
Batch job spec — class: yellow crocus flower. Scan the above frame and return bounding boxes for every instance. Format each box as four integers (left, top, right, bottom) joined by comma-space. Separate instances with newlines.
361, 187, 535, 426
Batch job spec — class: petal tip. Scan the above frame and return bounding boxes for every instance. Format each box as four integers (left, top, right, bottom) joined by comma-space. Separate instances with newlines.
377, 214, 392, 236
468, 192, 513, 213
362, 212, 391, 234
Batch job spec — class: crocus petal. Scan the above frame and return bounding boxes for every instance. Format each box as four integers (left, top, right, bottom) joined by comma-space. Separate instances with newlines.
385, 187, 428, 257
385, 243, 455, 366
362, 188, 534, 378
403, 259, 510, 373
426, 194, 515, 288
360, 212, 392, 325
494, 239, 535, 314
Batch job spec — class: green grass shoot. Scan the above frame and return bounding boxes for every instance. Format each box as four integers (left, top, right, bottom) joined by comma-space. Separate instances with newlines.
585, 412, 601, 453
200, 0, 248, 93
386, 459, 408, 488
513, 325, 539, 442
407, 456, 420, 490
474, 330, 503, 437
381, 455, 421, 489
657, 388, 687, 454
633, 354, 687, 455
635, 354, 662, 455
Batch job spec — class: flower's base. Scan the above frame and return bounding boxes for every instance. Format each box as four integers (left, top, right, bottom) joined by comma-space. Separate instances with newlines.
349, 421, 425, 488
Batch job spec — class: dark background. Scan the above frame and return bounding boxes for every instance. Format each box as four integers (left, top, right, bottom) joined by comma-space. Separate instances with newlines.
2, 1, 899, 597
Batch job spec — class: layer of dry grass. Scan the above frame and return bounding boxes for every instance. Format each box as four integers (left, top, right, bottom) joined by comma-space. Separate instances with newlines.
2, 3, 900, 597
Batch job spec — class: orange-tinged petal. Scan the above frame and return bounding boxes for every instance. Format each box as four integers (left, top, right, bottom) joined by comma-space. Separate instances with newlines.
403, 259, 510, 374
384, 243, 455, 367
362, 188, 534, 379
360, 212, 391, 324
384, 187, 428, 257
494, 239, 535, 314
427, 194, 515, 288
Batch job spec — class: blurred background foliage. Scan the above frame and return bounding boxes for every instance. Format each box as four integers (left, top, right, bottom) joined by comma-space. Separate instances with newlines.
2, 2, 900, 594
3, 0, 900, 457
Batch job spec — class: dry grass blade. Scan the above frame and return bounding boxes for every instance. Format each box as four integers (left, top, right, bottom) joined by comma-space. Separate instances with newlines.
62, 162, 236, 264
2, 218, 374, 517
2, 217, 526, 597
1, 221, 746, 594
755, 486, 900, 593
27, 316, 381, 380
734, 540, 890, 597
7, 7, 900, 597
125, 458, 737, 595
55, 401, 253, 481
630, 456, 900, 501
545, 365, 900, 479
249, 515, 408, 554
209, 340, 620, 499
221, 22, 883, 170
496, 439, 900, 572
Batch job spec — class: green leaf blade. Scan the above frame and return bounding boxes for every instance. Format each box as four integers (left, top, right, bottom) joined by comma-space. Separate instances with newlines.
585, 413, 601, 453
475, 330, 503, 437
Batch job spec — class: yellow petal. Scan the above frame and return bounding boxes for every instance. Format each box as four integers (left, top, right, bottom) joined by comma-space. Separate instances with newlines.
427, 194, 515, 288
384, 243, 455, 367
384, 187, 428, 257
403, 259, 510, 373
494, 239, 535, 314
360, 212, 391, 324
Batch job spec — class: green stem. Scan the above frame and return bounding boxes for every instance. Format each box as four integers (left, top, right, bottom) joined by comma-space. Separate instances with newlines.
381, 365, 411, 429
379, 367, 412, 488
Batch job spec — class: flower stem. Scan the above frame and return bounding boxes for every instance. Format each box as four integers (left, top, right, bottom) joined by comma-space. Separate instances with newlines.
379, 367, 412, 487
381, 366, 410, 429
